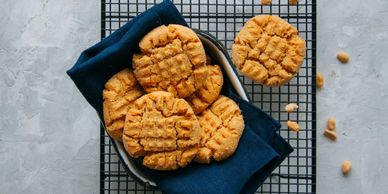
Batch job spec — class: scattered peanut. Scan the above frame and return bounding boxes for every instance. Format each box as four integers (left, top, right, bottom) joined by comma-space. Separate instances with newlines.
287, 121, 300, 132
289, 0, 298, 4
261, 0, 272, 5
327, 117, 336, 131
337, 51, 349, 63
316, 72, 324, 88
285, 103, 299, 113
324, 129, 337, 141
342, 160, 352, 175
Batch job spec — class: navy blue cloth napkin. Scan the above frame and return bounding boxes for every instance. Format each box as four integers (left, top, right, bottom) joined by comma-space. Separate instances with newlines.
66, 0, 293, 193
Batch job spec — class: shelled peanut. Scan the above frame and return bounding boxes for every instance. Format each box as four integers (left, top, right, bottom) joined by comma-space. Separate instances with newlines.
327, 117, 336, 131
285, 103, 299, 113
287, 121, 300, 132
324, 117, 337, 141
337, 51, 349, 64
316, 72, 324, 88
342, 160, 352, 175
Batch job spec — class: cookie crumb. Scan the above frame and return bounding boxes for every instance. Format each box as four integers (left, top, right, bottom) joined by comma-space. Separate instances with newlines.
337, 51, 349, 63
324, 129, 337, 141
287, 121, 300, 132
261, 0, 272, 5
342, 160, 352, 175
327, 117, 336, 131
289, 0, 298, 4
316, 72, 324, 88
285, 103, 299, 113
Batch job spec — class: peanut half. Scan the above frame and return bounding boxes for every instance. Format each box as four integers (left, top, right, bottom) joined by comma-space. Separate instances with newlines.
342, 160, 352, 175
287, 121, 300, 132
324, 129, 337, 141
289, 0, 298, 4
337, 51, 349, 64
316, 72, 324, 88
285, 103, 299, 113
327, 117, 336, 131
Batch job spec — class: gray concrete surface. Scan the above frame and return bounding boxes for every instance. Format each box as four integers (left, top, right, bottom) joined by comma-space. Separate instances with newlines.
1, 0, 388, 193
317, 0, 388, 193
0, 0, 100, 193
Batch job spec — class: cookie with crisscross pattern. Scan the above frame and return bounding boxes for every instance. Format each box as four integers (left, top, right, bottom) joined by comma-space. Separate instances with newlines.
232, 15, 306, 86
133, 24, 207, 98
195, 96, 244, 163
123, 91, 200, 170
103, 69, 144, 141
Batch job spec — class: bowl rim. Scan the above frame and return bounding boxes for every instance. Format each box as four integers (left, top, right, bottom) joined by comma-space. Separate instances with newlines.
103, 29, 251, 189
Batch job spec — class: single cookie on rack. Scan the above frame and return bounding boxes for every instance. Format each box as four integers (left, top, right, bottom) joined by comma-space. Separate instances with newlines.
195, 96, 245, 163
133, 24, 207, 98
232, 15, 306, 86
186, 65, 224, 114
103, 69, 145, 141
122, 91, 201, 170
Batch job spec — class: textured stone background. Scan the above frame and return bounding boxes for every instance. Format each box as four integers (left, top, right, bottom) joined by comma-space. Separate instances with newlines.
317, 0, 388, 193
1, 0, 388, 193
0, 0, 100, 193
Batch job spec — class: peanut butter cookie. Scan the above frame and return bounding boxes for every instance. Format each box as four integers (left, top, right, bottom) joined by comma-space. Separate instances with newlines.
195, 96, 245, 163
232, 15, 306, 86
133, 24, 207, 98
102, 69, 144, 141
186, 65, 224, 114
123, 91, 200, 170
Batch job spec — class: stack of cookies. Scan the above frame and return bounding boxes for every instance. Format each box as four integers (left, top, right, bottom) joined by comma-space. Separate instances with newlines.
103, 24, 245, 170
103, 16, 306, 170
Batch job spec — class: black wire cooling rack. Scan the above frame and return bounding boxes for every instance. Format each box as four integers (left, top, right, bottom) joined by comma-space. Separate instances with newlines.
100, 0, 316, 193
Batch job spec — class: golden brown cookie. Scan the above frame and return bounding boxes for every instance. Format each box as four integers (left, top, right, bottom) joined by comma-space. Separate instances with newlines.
133, 24, 207, 98
186, 65, 224, 114
123, 91, 200, 170
232, 15, 306, 86
102, 69, 144, 141
195, 96, 245, 163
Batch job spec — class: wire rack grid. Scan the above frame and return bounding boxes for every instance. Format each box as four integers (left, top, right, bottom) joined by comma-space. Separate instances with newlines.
100, 0, 316, 193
